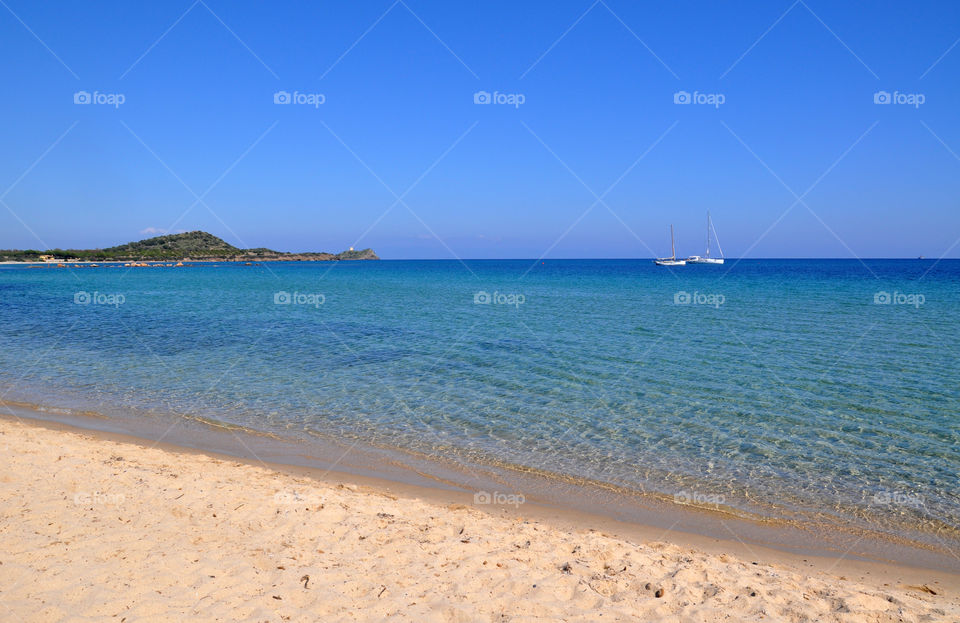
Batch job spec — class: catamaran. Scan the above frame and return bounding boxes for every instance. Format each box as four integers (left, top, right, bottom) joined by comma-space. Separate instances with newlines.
654, 224, 686, 266
686, 211, 724, 264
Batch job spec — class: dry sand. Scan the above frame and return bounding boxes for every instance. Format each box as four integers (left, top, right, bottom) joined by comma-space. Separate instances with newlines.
1, 416, 958, 622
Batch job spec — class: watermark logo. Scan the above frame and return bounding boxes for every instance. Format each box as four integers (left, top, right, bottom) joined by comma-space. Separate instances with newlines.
474, 290, 525, 308
873, 490, 924, 508
74, 90, 125, 108
274, 291, 325, 308
274, 90, 325, 108
674, 490, 725, 505
873, 291, 924, 308
273, 490, 323, 506
473, 90, 525, 108
74, 291, 125, 307
873, 91, 924, 108
74, 491, 125, 506
674, 290, 724, 308
674, 90, 725, 108
473, 490, 525, 507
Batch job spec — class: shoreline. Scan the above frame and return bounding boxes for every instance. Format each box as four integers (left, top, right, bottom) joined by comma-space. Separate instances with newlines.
0, 259, 349, 265
1, 412, 959, 620
3, 402, 959, 580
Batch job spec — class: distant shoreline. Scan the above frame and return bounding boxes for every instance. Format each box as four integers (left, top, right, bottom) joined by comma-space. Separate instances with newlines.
1, 257, 955, 265
0, 230, 379, 263
0, 258, 376, 265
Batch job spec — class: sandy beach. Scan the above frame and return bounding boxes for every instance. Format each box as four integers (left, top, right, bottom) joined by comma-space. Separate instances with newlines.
0, 415, 957, 622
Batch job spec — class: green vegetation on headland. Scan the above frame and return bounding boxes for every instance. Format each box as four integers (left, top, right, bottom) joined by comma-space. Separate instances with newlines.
0, 231, 379, 262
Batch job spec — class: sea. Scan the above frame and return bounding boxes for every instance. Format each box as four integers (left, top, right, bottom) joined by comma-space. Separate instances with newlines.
1, 258, 958, 564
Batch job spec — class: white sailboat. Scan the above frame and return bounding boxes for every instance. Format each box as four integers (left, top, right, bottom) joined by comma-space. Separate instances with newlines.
686, 211, 724, 264
654, 224, 686, 266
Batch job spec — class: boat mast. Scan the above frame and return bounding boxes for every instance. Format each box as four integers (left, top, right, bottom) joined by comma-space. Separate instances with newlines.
711, 215, 724, 259
705, 211, 711, 258
670, 224, 676, 260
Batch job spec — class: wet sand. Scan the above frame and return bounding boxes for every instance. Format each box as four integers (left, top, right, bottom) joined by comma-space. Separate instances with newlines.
1, 414, 958, 621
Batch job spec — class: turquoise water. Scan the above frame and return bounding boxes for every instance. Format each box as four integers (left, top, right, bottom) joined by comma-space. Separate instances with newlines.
1, 259, 958, 546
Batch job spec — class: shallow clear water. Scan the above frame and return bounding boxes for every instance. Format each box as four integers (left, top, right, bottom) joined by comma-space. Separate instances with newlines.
1, 259, 958, 544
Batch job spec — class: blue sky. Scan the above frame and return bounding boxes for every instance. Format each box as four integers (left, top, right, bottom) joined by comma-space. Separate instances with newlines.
1, 0, 959, 258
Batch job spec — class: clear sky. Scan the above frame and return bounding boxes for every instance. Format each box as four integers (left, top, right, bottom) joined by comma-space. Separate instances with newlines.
1, 0, 959, 259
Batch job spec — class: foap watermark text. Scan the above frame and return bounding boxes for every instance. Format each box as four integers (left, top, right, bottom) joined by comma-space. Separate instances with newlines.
873, 91, 924, 108
74, 491, 125, 506
474, 490, 525, 507
274, 490, 323, 506
274, 90, 325, 108
674, 290, 724, 308
474, 290, 525, 308
873, 490, 924, 508
74, 291, 125, 307
874, 291, 924, 308
274, 291, 324, 308
474, 90, 525, 108
74, 91, 125, 108
674, 90, 725, 108
674, 490, 726, 505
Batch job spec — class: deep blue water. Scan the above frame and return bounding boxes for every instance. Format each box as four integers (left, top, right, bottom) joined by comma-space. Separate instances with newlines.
1, 259, 958, 542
